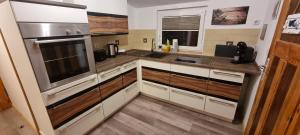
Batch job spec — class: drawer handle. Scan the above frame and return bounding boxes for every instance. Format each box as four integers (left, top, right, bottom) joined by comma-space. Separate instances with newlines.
143, 82, 168, 91
58, 106, 101, 132
213, 71, 242, 78
47, 77, 97, 96
209, 98, 236, 107
101, 67, 121, 78
173, 74, 204, 80
124, 62, 136, 69
172, 90, 204, 100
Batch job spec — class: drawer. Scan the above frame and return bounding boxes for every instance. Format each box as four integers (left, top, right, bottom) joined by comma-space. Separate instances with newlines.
42, 74, 98, 106
171, 64, 210, 77
124, 82, 139, 102
103, 90, 125, 117
122, 61, 137, 73
123, 68, 137, 87
205, 96, 237, 120
170, 87, 206, 111
142, 67, 170, 85
98, 66, 122, 83
56, 104, 104, 135
141, 81, 170, 100
100, 76, 123, 100
47, 87, 101, 129
207, 81, 241, 101
170, 73, 207, 93
141, 60, 170, 71
210, 69, 245, 83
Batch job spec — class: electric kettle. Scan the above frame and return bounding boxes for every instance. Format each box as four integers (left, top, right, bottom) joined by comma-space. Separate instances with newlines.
107, 43, 119, 57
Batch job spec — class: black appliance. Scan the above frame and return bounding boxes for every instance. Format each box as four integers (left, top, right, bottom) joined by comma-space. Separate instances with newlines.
94, 49, 107, 62
107, 43, 119, 57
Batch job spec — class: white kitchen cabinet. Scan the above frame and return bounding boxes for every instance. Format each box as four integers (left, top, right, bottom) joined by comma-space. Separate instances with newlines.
210, 69, 245, 83
102, 90, 126, 117
86, 0, 128, 15
170, 87, 206, 111
141, 81, 170, 100
56, 103, 104, 135
170, 64, 210, 77
98, 66, 123, 83
204, 96, 238, 121
122, 61, 138, 73
140, 60, 171, 71
124, 82, 139, 102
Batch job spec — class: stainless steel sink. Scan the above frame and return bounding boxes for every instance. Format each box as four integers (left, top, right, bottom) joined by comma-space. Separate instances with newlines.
145, 52, 167, 58
174, 56, 211, 65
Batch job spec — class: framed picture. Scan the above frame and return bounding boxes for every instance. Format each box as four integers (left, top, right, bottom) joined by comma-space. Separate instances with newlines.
282, 13, 300, 34
212, 6, 250, 25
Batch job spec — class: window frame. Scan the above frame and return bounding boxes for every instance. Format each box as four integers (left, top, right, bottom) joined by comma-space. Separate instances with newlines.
157, 7, 207, 52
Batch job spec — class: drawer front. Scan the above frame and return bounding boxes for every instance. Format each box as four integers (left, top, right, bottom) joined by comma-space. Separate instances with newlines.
122, 61, 137, 73
56, 104, 104, 135
42, 74, 98, 106
207, 81, 241, 101
123, 69, 137, 87
103, 90, 125, 117
124, 82, 139, 102
210, 69, 245, 83
170, 74, 207, 93
171, 64, 210, 77
142, 67, 170, 85
142, 81, 170, 100
170, 88, 206, 111
47, 87, 101, 128
98, 66, 122, 83
141, 60, 170, 71
205, 96, 237, 120
100, 76, 123, 100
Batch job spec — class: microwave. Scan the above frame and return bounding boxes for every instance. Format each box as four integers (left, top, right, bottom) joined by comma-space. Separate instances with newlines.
19, 23, 96, 92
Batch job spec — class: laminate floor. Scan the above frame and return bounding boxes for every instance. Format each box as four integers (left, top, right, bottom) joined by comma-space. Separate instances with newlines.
89, 95, 243, 135
0, 108, 37, 135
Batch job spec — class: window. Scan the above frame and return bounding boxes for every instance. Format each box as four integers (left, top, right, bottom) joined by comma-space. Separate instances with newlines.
157, 7, 206, 51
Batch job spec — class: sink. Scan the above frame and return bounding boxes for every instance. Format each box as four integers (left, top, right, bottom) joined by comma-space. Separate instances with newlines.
175, 58, 196, 63
145, 52, 167, 58
174, 56, 211, 65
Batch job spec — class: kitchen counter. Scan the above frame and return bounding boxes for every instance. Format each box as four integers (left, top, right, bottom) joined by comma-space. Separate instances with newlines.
96, 49, 261, 75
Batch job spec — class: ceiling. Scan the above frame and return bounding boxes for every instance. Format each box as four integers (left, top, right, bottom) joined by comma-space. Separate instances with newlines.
128, 0, 206, 8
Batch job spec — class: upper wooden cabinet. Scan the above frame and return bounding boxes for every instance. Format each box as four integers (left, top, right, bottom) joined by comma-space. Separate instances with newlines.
86, 0, 128, 16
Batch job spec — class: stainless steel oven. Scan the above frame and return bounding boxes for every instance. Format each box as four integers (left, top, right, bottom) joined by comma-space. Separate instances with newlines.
19, 23, 96, 92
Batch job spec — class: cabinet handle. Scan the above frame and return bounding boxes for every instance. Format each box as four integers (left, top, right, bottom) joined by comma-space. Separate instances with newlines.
213, 71, 242, 78
172, 89, 204, 99
124, 62, 136, 69
58, 106, 101, 132
209, 98, 236, 107
47, 77, 97, 96
173, 74, 204, 80
143, 82, 168, 91
101, 67, 121, 78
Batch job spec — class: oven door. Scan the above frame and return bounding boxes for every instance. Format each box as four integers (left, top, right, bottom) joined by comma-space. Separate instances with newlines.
24, 36, 96, 92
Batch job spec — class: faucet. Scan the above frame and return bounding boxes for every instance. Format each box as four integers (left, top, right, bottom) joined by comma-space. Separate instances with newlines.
151, 38, 155, 53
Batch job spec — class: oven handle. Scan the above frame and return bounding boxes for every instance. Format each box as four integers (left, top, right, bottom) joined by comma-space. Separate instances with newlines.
34, 37, 87, 44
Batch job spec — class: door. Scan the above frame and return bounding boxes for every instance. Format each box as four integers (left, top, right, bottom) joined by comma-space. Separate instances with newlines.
0, 79, 11, 111
245, 0, 300, 134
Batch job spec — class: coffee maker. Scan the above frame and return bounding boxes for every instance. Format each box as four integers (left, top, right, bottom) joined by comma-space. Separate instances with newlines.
232, 42, 256, 64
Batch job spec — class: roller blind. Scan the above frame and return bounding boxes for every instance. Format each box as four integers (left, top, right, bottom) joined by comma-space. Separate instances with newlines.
162, 16, 201, 30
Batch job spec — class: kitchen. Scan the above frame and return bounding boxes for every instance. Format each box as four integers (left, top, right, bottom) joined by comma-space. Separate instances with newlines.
0, 0, 299, 135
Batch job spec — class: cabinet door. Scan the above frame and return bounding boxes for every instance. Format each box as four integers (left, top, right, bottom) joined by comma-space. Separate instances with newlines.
100, 76, 123, 100
142, 67, 170, 85
123, 68, 137, 87
207, 81, 242, 101
142, 81, 170, 100
88, 15, 128, 34
170, 73, 207, 93
47, 87, 101, 129
102, 90, 125, 117
170, 87, 206, 111
205, 96, 238, 121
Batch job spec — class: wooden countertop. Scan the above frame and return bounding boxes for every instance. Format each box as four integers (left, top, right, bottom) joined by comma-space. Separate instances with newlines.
96, 49, 261, 75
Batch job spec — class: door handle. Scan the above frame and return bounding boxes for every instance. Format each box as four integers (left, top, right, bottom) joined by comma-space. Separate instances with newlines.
34, 37, 87, 45
209, 98, 236, 107
143, 82, 168, 91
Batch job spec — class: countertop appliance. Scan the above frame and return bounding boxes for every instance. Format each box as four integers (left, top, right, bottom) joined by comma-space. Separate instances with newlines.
232, 42, 256, 64
107, 43, 119, 57
94, 49, 107, 62
19, 23, 96, 92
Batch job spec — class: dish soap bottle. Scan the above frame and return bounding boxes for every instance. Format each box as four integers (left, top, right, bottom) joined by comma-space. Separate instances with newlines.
166, 39, 171, 52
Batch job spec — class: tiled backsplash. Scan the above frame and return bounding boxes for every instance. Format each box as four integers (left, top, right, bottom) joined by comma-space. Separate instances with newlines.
92, 29, 260, 56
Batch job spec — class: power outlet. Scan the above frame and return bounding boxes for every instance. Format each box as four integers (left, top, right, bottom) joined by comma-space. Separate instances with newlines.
143, 38, 147, 43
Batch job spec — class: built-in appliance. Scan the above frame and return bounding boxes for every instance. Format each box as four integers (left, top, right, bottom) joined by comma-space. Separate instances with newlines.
19, 23, 96, 92
94, 49, 107, 62
107, 43, 119, 57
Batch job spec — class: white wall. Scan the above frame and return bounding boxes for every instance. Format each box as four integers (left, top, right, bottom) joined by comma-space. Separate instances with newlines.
128, 0, 271, 30
242, 0, 283, 129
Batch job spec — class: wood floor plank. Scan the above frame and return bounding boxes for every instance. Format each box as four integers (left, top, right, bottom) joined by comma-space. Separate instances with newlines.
89, 95, 243, 135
